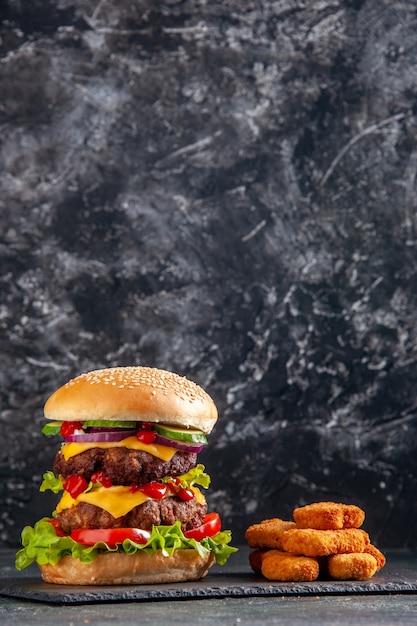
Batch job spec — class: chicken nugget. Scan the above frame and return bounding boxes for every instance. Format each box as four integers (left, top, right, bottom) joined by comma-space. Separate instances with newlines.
282, 528, 370, 557
261, 550, 319, 582
249, 549, 266, 574
365, 544, 386, 571
293, 501, 365, 530
245, 518, 296, 549
328, 552, 378, 580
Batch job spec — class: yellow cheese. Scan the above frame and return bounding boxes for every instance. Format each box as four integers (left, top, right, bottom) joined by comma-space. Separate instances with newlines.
56, 486, 206, 519
192, 487, 206, 506
61, 436, 176, 462
56, 486, 149, 518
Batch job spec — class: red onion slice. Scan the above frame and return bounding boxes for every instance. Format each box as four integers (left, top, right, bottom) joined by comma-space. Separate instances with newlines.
64, 430, 136, 443
154, 433, 204, 454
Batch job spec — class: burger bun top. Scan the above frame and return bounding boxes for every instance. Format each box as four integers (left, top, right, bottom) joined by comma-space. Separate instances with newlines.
44, 366, 218, 434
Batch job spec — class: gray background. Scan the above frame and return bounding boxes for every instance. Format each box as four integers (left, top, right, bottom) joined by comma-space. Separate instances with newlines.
1, 0, 416, 549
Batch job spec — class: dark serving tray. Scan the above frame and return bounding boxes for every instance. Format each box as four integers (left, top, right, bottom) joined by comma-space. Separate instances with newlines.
1, 550, 416, 605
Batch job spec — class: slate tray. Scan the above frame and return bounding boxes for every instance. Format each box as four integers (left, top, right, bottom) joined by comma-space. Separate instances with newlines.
1, 550, 416, 604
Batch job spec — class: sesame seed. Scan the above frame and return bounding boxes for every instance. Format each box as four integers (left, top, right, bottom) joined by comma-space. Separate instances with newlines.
63, 366, 212, 406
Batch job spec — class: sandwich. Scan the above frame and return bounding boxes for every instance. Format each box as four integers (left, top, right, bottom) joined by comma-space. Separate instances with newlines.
15, 366, 237, 584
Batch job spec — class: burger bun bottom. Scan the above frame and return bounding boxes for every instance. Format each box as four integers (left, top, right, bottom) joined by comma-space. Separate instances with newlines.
39, 549, 215, 585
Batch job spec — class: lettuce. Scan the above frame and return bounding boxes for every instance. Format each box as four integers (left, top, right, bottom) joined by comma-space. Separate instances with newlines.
161, 463, 211, 490
39, 471, 64, 494
15, 518, 237, 571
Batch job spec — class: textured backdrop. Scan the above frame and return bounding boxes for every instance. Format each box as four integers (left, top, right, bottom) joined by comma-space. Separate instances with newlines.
1, 0, 416, 548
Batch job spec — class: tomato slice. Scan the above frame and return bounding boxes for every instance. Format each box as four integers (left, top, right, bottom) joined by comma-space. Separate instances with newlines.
71, 528, 151, 548
183, 513, 221, 541
47, 518, 66, 537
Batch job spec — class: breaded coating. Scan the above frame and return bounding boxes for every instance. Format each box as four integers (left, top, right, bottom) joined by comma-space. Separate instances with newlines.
248, 549, 266, 574
282, 528, 370, 557
293, 501, 365, 530
365, 544, 386, 571
328, 552, 378, 580
245, 518, 296, 549
245, 501, 384, 583
261, 550, 320, 582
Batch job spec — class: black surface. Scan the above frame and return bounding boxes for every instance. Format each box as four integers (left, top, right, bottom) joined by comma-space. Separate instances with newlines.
1, 551, 416, 605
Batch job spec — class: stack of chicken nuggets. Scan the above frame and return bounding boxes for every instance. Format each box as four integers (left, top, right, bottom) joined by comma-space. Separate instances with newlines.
245, 502, 386, 582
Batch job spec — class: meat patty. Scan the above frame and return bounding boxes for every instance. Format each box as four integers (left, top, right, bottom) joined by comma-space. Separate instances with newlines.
53, 447, 197, 485
56, 496, 207, 533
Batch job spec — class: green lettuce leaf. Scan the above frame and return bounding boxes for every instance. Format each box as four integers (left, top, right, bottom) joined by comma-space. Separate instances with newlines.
15, 518, 238, 571
39, 471, 64, 494
161, 463, 211, 490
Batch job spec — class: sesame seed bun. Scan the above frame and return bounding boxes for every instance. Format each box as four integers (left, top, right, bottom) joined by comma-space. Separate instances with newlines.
44, 366, 218, 434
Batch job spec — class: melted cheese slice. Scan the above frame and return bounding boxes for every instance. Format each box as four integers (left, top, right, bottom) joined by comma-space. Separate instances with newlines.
61, 436, 176, 462
56, 486, 149, 518
56, 486, 206, 518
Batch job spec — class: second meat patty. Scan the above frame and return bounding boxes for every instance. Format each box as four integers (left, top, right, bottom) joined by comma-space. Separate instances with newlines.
56, 496, 208, 533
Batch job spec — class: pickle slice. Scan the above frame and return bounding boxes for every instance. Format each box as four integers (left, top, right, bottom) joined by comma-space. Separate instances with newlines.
82, 419, 137, 428
153, 423, 208, 444
41, 421, 63, 436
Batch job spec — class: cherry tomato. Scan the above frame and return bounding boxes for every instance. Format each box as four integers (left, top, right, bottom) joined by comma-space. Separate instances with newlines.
71, 528, 151, 548
136, 481, 168, 499
63, 475, 88, 498
136, 430, 157, 444
60, 421, 83, 437
91, 471, 113, 488
47, 518, 66, 537
183, 513, 221, 541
